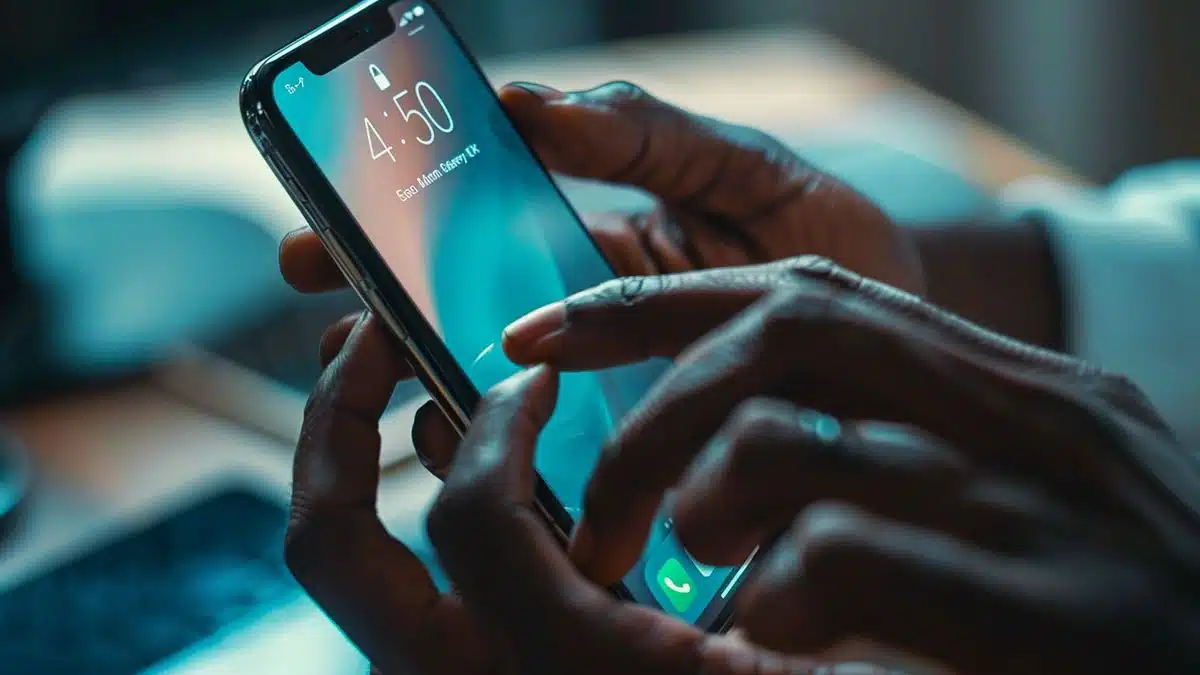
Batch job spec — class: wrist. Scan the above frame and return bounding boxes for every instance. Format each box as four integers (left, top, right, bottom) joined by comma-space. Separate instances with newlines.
909, 214, 1066, 351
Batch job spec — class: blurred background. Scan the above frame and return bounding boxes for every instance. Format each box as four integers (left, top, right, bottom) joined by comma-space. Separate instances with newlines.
0, 0, 1196, 673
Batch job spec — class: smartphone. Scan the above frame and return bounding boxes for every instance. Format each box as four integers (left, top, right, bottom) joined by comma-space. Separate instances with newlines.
240, 0, 756, 632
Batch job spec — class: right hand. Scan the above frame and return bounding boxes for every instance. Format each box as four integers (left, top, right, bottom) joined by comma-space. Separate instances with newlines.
497, 256, 1199, 675
293, 313, 887, 675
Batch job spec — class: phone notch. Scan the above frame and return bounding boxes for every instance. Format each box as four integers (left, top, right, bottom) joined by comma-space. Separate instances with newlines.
301, 4, 397, 76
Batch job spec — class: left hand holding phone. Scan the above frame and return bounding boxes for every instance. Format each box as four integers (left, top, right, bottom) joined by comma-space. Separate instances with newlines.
289, 311, 875, 675
278, 80, 922, 297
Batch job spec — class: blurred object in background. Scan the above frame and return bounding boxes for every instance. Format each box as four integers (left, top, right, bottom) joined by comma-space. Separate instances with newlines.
555, 0, 1200, 183
0, 0, 417, 418
0, 95, 54, 404
697, 0, 1198, 183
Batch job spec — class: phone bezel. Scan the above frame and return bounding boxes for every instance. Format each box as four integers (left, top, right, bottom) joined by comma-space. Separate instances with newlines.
239, 0, 740, 633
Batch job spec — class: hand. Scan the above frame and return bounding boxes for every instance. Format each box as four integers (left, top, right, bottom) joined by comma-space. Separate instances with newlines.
279, 79, 922, 300
288, 311, 895, 675
500, 256, 1200, 675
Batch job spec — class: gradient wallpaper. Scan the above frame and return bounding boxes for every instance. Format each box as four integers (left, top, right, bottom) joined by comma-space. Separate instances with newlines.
271, 0, 744, 625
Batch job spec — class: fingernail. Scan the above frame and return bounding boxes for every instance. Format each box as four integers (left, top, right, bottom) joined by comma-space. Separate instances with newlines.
502, 302, 565, 362
508, 82, 565, 102
341, 311, 371, 352
568, 519, 596, 573
281, 226, 307, 245
352, 309, 371, 332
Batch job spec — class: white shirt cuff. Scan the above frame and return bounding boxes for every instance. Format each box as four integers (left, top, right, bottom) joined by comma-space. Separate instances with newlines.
1000, 171, 1200, 446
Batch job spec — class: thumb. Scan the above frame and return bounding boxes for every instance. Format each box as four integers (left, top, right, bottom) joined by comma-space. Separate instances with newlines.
498, 81, 806, 220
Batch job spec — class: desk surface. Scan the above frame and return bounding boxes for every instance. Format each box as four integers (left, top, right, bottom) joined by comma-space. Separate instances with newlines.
0, 27, 1073, 674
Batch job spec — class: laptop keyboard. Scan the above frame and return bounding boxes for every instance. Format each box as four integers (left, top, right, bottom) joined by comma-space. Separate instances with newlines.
0, 490, 296, 675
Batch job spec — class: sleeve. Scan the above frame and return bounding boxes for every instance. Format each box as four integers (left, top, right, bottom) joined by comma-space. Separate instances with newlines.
998, 162, 1200, 447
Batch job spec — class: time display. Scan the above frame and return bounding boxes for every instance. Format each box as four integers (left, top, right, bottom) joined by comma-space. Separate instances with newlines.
364, 73, 456, 161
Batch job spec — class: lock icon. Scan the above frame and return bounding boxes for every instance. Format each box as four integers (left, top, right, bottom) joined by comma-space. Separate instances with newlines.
369, 64, 390, 91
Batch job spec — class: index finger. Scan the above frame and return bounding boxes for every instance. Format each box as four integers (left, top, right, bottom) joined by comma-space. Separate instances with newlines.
502, 258, 834, 367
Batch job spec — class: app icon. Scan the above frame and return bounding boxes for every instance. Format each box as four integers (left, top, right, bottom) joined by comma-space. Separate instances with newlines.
655, 557, 697, 613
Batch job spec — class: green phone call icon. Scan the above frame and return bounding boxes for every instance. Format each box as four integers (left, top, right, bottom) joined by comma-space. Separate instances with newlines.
655, 557, 698, 614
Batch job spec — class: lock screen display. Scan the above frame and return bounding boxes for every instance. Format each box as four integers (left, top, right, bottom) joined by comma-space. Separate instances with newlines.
271, 0, 752, 626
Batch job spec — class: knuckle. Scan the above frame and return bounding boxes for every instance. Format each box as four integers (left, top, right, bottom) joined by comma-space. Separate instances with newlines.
720, 399, 800, 480
779, 255, 864, 292
567, 275, 656, 315
617, 274, 662, 306
778, 254, 835, 279
726, 397, 797, 443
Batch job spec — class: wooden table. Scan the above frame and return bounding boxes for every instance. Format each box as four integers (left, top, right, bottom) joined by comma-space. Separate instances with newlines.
0, 27, 1075, 674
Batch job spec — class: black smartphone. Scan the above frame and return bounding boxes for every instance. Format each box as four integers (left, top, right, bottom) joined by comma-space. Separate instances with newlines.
240, 0, 756, 632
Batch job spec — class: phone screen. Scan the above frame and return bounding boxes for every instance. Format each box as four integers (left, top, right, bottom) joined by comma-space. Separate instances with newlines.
269, 0, 752, 627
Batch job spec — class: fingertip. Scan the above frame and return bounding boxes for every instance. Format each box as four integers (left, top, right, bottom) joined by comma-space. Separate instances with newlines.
673, 509, 763, 568
413, 400, 457, 478
332, 310, 374, 365
319, 312, 365, 368
498, 83, 563, 128
567, 526, 636, 587
475, 365, 561, 439
278, 227, 307, 280
334, 312, 414, 386
501, 302, 566, 364
518, 363, 561, 422
501, 82, 565, 104
278, 228, 344, 293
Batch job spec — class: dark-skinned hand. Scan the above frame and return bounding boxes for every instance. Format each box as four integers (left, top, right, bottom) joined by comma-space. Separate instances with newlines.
487, 255, 1200, 675
288, 311, 895, 675
278, 79, 923, 325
